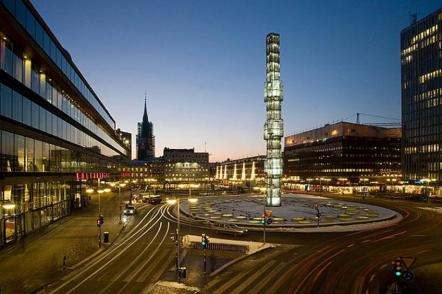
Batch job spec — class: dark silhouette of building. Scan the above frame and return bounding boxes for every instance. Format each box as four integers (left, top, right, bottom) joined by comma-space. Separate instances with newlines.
401, 8, 442, 183
136, 98, 155, 161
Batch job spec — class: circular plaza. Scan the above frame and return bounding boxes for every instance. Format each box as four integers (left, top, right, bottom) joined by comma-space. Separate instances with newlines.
180, 194, 399, 230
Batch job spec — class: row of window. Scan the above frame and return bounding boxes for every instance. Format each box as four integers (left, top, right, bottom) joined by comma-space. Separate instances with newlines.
411, 24, 438, 45
401, 32, 440, 64
406, 125, 442, 137
0, 83, 122, 158
1, 181, 69, 213
0, 37, 126, 155
0, 130, 117, 173
413, 88, 442, 102
0, 181, 71, 245
419, 68, 442, 84
0, 0, 115, 128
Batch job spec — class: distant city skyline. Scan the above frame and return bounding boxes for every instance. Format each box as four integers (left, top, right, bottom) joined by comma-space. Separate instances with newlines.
32, 0, 441, 161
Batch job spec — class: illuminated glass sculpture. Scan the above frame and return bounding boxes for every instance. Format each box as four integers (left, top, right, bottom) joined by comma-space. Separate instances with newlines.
264, 33, 283, 207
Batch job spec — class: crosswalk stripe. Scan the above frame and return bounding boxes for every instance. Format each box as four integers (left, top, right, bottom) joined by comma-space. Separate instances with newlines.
213, 260, 277, 294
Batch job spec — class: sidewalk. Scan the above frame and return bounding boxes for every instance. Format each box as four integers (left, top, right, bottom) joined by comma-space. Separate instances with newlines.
0, 190, 128, 294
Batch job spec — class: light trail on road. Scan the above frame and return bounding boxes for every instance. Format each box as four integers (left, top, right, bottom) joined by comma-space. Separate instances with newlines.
49, 204, 174, 294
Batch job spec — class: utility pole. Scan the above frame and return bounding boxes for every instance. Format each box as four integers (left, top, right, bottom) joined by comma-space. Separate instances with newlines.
176, 197, 181, 280
118, 184, 122, 223
263, 204, 266, 245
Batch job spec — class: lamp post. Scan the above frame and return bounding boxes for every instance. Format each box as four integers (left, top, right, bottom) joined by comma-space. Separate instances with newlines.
97, 189, 104, 248
118, 183, 126, 223
166, 198, 179, 275
167, 196, 198, 280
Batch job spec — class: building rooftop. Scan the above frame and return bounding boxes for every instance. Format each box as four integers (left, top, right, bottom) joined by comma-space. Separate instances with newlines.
285, 122, 401, 148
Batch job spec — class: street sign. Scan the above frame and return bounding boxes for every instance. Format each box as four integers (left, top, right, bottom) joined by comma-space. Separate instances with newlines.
402, 270, 414, 282
267, 218, 273, 225
401, 257, 416, 269
264, 210, 272, 217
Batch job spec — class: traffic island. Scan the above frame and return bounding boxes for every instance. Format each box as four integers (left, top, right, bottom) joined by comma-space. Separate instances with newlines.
180, 193, 401, 232
157, 235, 275, 291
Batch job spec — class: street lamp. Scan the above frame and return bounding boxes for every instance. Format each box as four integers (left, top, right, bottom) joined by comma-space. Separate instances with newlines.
2, 203, 16, 210
168, 195, 198, 277
118, 183, 127, 222
188, 198, 198, 204
97, 189, 104, 248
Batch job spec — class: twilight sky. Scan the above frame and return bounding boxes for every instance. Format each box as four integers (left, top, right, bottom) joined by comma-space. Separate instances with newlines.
32, 0, 441, 162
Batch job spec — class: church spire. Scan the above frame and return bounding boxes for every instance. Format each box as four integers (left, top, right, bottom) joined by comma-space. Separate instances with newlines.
143, 91, 148, 122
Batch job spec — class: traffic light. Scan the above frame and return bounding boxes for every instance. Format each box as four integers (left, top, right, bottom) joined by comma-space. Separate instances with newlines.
201, 234, 206, 248
201, 234, 209, 249
97, 214, 104, 226
392, 259, 403, 277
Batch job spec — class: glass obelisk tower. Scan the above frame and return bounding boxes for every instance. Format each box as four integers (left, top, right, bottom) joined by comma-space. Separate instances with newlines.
264, 33, 283, 207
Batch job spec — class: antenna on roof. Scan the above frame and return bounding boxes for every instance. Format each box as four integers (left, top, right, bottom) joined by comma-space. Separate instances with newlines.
409, 11, 417, 24
409, 0, 417, 24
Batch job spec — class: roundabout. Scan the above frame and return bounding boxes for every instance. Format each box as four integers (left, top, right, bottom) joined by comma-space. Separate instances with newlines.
180, 194, 400, 231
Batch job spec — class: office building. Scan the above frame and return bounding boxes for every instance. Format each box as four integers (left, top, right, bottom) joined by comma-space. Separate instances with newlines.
401, 8, 442, 182
136, 98, 154, 161
121, 148, 211, 190
284, 122, 401, 190
116, 129, 132, 160
163, 148, 209, 186
0, 0, 130, 245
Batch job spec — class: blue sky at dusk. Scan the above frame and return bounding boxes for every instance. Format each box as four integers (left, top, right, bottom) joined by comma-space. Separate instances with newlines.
32, 0, 441, 162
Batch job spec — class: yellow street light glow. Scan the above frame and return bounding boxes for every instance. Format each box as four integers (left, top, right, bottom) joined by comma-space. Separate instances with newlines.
86, 188, 94, 193
97, 189, 104, 194
109, 183, 116, 187
188, 198, 198, 204
119, 183, 126, 187
166, 199, 177, 205
2, 203, 16, 210
104, 188, 111, 193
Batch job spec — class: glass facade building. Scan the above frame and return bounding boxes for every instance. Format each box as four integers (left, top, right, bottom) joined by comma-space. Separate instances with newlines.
0, 0, 130, 245
401, 8, 442, 182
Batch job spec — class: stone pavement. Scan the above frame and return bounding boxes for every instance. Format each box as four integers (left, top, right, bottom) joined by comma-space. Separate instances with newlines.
0, 190, 130, 294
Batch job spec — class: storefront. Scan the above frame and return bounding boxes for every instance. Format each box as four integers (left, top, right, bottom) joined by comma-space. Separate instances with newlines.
0, 180, 72, 246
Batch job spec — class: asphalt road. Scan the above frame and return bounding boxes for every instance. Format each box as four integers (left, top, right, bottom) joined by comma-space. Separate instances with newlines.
203, 196, 442, 294
44, 195, 442, 294
47, 204, 176, 294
